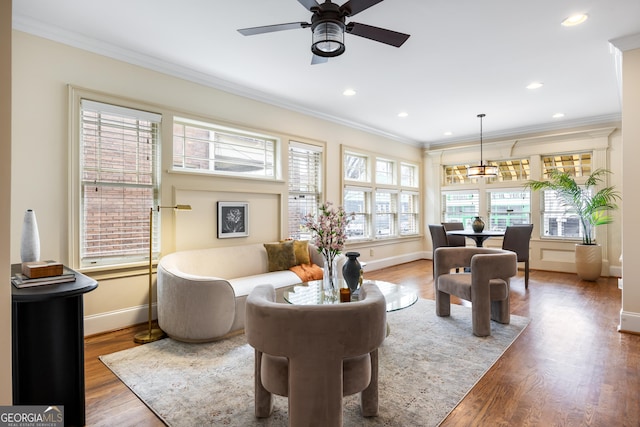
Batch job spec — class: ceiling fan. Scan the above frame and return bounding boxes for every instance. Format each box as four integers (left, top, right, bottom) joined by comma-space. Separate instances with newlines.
237, 0, 411, 64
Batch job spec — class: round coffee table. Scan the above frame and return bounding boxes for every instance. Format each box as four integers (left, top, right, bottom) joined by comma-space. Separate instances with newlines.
282, 279, 418, 312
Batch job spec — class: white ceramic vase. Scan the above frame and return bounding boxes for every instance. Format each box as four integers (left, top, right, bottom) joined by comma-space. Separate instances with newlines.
20, 209, 40, 262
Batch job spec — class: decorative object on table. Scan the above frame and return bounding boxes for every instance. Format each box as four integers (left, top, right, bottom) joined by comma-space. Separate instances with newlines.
20, 209, 40, 262
303, 202, 354, 297
12, 264, 76, 288
339, 286, 351, 302
526, 168, 620, 281
135, 204, 192, 344
217, 202, 249, 239
342, 251, 362, 293
472, 216, 485, 233
467, 113, 498, 178
21, 260, 63, 278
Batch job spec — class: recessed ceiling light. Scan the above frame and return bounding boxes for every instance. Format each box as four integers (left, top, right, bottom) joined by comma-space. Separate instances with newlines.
342, 88, 356, 96
526, 82, 544, 90
444, 131, 453, 136
561, 14, 588, 27
398, 112, 408, 118
552, 113, 565, 118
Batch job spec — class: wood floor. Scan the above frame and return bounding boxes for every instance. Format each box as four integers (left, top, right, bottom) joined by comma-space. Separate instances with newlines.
84, 260, 640, 426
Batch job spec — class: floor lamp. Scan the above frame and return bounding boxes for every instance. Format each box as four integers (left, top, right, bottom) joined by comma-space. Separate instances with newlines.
134, 204, 192, 344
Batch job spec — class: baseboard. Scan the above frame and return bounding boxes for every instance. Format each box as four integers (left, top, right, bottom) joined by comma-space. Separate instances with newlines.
364, 251, 428, 272
618, 309, 640, 334
84, 304, 157, 337
609, 265, 622, 278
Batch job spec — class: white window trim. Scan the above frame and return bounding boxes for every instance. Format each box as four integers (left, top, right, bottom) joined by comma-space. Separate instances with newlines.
342, 145, 421, 242
69, 86, 163, 271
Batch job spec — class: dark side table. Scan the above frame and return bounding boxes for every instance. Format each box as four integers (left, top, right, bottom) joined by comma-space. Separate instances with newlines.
11, 264, 98, 427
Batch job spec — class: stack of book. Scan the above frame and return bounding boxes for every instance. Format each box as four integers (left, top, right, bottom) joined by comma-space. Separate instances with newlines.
12, 261, 76, 288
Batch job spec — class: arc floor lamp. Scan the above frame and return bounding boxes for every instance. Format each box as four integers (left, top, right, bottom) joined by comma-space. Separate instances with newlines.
134, 204, 192, 344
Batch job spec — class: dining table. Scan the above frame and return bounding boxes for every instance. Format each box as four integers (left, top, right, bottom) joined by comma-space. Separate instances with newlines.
446, 229, 505, 247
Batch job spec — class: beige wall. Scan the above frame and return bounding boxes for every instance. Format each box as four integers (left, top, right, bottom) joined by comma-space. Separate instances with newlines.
1, 0, 12, 404
620, 45, 640, 332
11, 31, 424, 335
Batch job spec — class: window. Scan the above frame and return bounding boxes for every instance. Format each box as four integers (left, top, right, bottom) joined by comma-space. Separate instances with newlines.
542, 152, 591, 178
401, 163, 419, 187
79, 99, 161, 268
344, 187, 371, 239
400, 191, 419, 235
444, 164, 475, 185
343, 148, 420, 240
288, 141, 322, 239
344, 152, 369, 182
488, 189, 531, 231
540, 189, 582, 239
493, 159, 530, 182
442, 158, 530, 230
374, 190, 396, 237
172, 117, 277, 179
376, 158, 395, 185
442, 190, 479, 229
538, 152, 592, 239
444, 159, 529, 184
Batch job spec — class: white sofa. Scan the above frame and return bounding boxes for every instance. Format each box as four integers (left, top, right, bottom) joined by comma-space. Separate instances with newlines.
157, 242, 329, 342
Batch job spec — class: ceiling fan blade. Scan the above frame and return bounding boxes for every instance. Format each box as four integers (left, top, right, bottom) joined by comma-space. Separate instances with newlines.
298, 0, 320, 11
340, 0, 384, 17
346, 22, 410, 47
311, 54, 329, 65
238, 22, 310, 36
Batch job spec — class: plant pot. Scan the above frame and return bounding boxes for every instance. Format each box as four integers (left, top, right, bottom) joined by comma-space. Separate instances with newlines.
575, 244, 602, 281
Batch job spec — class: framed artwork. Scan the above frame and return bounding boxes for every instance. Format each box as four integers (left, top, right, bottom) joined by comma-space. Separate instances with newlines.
217, 202, 249, 238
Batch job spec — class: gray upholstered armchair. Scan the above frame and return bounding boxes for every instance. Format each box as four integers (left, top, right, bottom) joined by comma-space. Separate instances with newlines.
245, 283, 387, 426
434, 247, 517, 337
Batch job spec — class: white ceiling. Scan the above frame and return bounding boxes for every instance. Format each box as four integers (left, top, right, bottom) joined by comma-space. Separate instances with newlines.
12, 0, 640, 147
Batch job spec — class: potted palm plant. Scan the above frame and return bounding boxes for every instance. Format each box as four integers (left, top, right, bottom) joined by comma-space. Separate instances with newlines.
526, 168, 621, 281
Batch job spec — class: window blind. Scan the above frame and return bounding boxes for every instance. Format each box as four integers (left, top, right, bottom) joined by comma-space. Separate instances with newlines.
80, 99, 161, 267
288, 142, 322, 239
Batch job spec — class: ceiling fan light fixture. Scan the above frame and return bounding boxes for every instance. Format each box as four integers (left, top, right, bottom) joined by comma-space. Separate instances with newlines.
311, 21, 345, 57
467, 113, 498, 178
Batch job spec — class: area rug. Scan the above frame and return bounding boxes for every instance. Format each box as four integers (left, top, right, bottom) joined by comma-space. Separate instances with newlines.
100, 299, 529, 426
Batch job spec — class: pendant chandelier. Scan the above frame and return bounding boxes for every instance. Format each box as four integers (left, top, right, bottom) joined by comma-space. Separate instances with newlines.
467, 113, 498, 178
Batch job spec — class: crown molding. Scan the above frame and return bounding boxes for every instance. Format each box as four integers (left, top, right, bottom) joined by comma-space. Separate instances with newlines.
610, 33, 640, 52
423, 114, 621, 149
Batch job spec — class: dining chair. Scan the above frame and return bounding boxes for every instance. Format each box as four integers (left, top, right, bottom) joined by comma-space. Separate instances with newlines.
245, 283, 387, 426
441, 222, 466, 247
502, 224, 534, 289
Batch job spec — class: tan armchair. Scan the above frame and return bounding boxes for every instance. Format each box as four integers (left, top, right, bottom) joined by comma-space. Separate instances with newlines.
245, 283, 387, 426
434, 247, 517, 337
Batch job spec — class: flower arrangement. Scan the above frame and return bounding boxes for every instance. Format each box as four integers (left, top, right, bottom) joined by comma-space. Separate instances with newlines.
303, 202, 354, 290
